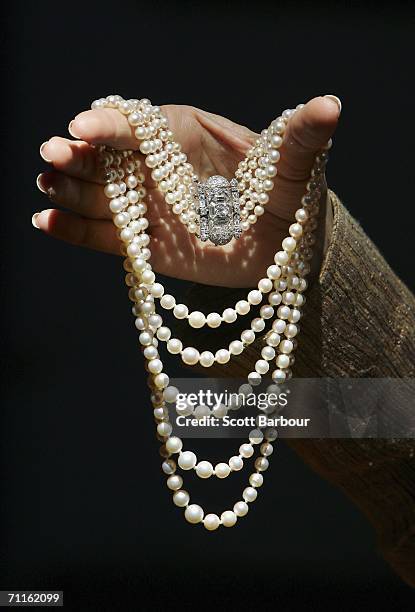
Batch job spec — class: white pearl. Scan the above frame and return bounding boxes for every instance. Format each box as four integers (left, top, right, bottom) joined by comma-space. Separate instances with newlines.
144, 346, 158, 360
255, 457, 269, 472
277, 354, 290, 368
229, 340, 244, 355
221, 511, 237, 527
200, 351, 215, 368
249, 429, 264, 444
249, 473, 264, 487
173, 490, 189, 507
148, 358, 163, 374
267, 265, 281, 280
255, 359, 269, 375
285, 324, 298, 338
247, 290, 262, 305
167, 475, 183, 490
156, 326, 171, 341
282, 237, 296, 252
196, 461, 214, 479
166, 436, 183, 454
157, 421, 172, 437
185, 504, 204, 524
261, 346, 275, 361
251, 318, 265, 333
272, 369, 286, 383
139, 331, 153, 346
229, 456, 243, 471
154, 373, 169, 389
277, 305, 291, 320
173, 304, 188, 319
215, 463, 231, 478
163, 385, 179, 403
288, 309, 301, 323
203, 513, 220, 531
150, 283, 164, 298
162, 459, 176, 475
260, 442, 274, 456
215, 349, 230, 364
260, 305, 274, 319
167, 338, 182, 354
160, 294, 176, 309
279, 339, 293, 354
235, 300, 250, 315
178, 451, 197, 470
289, 223, 303, 238
241, 330, 255, 344
222, 308, 237, 323
239, 443, 254, 458
233, 501, 249, 517
258, 278, 272, 293
182, 347, 200, 365
273, 319, 286, 334
207, 312, 222, 328
274, 251, 289, 265
268, 292, 282, 306
188, 311, 206, 328
243, 487, 258, 503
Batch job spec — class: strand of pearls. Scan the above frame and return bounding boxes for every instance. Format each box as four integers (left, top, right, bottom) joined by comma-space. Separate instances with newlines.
92, 95, 304, 238
95, 96, 330, 529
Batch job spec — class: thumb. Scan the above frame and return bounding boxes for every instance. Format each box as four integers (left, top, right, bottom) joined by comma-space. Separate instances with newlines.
277, 95, 341, 183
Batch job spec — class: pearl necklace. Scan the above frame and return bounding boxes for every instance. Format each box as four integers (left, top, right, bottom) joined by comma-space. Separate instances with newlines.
94, 95, 330, 529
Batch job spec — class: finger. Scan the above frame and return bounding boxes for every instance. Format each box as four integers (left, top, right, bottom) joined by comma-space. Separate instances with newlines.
40, 137, 105, 184
69, 108, 139, 150
32, 209, 120, 255
36, 171, 111, 219
278, 95, 341, 182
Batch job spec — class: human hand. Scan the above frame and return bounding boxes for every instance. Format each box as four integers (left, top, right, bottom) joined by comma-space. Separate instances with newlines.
35, 96, 341, 287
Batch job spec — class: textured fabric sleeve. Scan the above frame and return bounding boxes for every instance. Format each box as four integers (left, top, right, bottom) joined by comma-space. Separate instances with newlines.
178, 191, 415, 586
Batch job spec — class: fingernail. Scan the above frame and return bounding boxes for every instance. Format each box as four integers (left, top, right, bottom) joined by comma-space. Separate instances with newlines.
39, 141, 52, 162
324, 95, 342, 115
36, 173, 47, 193
32, 212, 40, 229
68, 120, 81, 139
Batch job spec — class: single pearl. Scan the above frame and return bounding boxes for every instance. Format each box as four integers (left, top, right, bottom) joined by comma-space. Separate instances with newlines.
273, 319, 286, 334
165, 436, 183, 454
154, 373, 169, 389
289, 223, 303, 238
182, 347, 200, 365
249, 429, 264, 444
222, 308, 237, 323
188, 311, 206, 328
282, 291, 295, 305
229, 456, 243, 471
235, 300, 250, 315
260, 305, 274, 319
150, 283, 164, 298
160, 294, 176, 309
247, 290, 262, 305
260, 442, 274, 456
157, 326, 171, 342
255, 359, 269, 375
167, 475, 183, 490
229, 340, 244, 355
194, 404, 210, 419
148, 358, 163, 374
215, 349, 230, 364
241, 330, 255, 344
207, 312, 222, 328
163, 385, 179, 403
288, 309, 301, 323
203, 513, 220, 531
285, 324, 298, 338
261, 346, 275, 361
282, 237, 296, 252
277, 306, 291, 320
178, 451, 197, 470
173, 490, 190, 507
251, 318, 265, 333
174, 304, 188, 319
196, 461, 214, 479
221, 511, 237, 527
255, 457, 269, 472
185, 504, 204, 524
233, 501, 249, 517
276, 354, 290, 369
139, 331, 153, 346
258, 278, 272, 293
267, 265, 281, 280
167, 338, 183, 354
249, 473, 264, 488
274, 251, 289, 265
239, 443, 254, 458
215, 463, 231, 478
243, 487, 258, 503
268, 292, 282, 306
200, 351, 215, 368
144, 346, 158, 360
272, 369, 286, 383
279, 339, 293, 354
162, 459, 176, 475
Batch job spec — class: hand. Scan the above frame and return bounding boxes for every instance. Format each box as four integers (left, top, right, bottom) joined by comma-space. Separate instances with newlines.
34, 96, 341, 287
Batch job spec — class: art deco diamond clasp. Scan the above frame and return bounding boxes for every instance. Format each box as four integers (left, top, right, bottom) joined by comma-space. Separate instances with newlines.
196, 175, 241, 246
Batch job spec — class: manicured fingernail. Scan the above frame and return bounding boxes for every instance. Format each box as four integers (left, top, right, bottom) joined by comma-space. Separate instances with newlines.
36, 173, 47, 193
32, 213, 40, 229
68, 120, 81, 138
324, 95, 342, 115
39, 141, 52, 162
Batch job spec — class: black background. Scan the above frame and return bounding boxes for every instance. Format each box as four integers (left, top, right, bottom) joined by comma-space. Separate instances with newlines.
1, 0, 414, 610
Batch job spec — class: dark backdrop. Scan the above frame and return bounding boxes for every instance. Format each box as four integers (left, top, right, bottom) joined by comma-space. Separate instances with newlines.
1, 0, 414, 610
